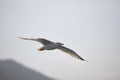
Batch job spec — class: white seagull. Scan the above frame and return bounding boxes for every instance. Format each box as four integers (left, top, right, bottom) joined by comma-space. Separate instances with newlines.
20, 37, 86, 61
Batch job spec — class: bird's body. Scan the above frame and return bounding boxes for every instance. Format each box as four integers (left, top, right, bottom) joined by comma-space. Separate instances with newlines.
43, 42, 61, 50
20, 37, 86, 61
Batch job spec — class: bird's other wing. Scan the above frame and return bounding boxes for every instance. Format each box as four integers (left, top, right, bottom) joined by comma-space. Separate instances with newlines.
19, 37, 53, 45
58, 46, 86, 61
37, 38, 53, 45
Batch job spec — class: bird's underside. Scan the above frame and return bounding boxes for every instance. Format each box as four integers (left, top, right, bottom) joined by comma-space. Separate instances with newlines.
19, 37, 86, 61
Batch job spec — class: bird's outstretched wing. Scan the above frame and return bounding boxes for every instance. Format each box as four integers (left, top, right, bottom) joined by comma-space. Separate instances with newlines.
37, 38, 53, 45
58, 46, 86, 61
19, 37, 53, 45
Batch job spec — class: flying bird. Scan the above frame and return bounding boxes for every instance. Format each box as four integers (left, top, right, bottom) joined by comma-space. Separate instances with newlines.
19, 37, 86, 61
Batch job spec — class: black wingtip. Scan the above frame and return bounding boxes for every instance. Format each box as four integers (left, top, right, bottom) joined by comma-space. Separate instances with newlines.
83, 60, 88, 62
79, 58, 88, 62
18, 37, 25, 39
82, 59, 88, 62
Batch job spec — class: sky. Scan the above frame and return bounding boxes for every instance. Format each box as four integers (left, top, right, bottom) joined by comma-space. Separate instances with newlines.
0, 0, 120, 80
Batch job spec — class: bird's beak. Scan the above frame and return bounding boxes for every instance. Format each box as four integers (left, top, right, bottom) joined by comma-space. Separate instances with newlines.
19, 37, 38, 41
61, 43, 64, 45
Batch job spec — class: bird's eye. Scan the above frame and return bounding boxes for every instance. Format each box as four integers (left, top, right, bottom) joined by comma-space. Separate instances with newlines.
56, 42, 64, 45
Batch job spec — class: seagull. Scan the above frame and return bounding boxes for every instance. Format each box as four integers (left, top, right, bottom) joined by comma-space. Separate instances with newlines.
19, 37, 86, 61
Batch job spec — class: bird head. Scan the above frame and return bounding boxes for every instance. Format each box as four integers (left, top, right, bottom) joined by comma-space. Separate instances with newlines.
57, 42, 64, 45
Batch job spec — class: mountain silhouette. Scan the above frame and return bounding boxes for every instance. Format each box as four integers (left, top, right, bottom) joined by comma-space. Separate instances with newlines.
0, 59, 55, 80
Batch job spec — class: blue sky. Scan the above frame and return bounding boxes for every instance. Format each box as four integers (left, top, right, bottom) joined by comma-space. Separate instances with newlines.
0, 0, 120, 80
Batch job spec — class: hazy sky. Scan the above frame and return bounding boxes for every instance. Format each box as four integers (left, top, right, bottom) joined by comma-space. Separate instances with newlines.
0, 0, 120, 80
